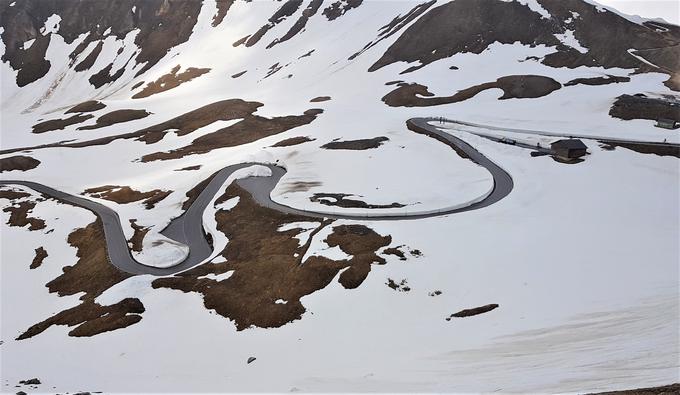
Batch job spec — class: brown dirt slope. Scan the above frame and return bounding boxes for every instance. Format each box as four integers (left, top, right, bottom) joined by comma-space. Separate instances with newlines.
271, 136, 315, 147
152, 183, 393, 330
0, 191, 46, 230
65, 100, 106, 114
0, 99, 266, 155
132, 65, 211, 99
321, 136, 388, 150
212, 0, 236, 27
383, 75, 561, 107
267, 0, 323, 49
17, 219, 142, 340
78, 109, 151, 130
141, 109, 322, 162
311, 193, 405, 209
30, 247, 48, 269
245, 0, 304, 47
322, 0, 363, 21
0, 155, 40, 172
83, 185, 171, 209
32, 114, 94, 133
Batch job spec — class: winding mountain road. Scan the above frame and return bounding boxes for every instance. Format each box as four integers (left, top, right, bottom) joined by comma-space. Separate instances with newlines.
0, 118, 513, 275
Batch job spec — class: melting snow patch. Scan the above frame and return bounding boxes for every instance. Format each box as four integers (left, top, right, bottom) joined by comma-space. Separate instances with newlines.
278, 221, 321, 248
23, 39, 36, 50
41, 14, 62, 35
501, 0, 551, 19
132, 235, 190, 269
198, 271, 234, 282
300, 224, 353, 264
554, 30, 589, 54
215, 196, 240, 212
275, 299, 288, 305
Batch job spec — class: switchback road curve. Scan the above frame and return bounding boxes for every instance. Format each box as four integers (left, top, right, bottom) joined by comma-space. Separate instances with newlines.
0, 118, 513, 275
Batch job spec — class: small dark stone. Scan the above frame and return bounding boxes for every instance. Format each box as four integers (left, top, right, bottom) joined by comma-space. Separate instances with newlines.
247, 357, 256, 364
19, 378, 40, 385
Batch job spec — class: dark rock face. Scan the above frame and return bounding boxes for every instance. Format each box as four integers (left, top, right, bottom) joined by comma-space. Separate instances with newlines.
369, 0, 680, 90
369, 0, 559, 72
0, 0, 204, 85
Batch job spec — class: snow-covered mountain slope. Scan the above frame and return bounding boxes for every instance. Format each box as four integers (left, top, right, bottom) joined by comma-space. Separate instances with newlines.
1, 0, 678, 393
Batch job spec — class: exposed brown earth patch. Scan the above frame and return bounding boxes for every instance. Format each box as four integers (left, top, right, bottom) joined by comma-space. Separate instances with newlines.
322, 0, 363, 21
65, 100, 106, 114
311, 193, 405, 209
609, 94, 680, 123
310, 96, 331, 102
141, 109, 322, 162
564, 75, 630, 87
349, 1, 435, 61
78, 109, 151, 130
588, 383, 680, 395
152, 183, 393, 330
383, 246, 407, 260
267, 0, 323, 49
1, 198, 46, 231
383, 75, 561, 107
128, 219, 149, 252
213, 0, 236, 27
17, 219, 141, 340
321, 136, 389, 150
83, 185, 171, 209
0, 189, 31, 200
599, 141, 680, 158
30, 247, 48, 269
18, 298, 144, 339
132, 65, 211, 99
233, 34, 250, 47
386, 278, 410, 292
175, 165, 202, 171
264, 62, 283, 79
73, 41, 103, 72
89, 61, 127, 88
446, 303, 499, 320
32, 114, 94, 133
271, 136, 315, 147
231, 70, 247, 78
245, 0, 303, 47
0, 155, 40, 172
0, 99, 267, 155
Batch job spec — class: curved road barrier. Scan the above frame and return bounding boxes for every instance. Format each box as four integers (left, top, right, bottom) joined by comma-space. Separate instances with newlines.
0, 118, 513, 275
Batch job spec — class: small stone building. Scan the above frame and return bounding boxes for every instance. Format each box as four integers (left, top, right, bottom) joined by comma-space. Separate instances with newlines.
655, 118, 679, 130
551, 139, 587, 159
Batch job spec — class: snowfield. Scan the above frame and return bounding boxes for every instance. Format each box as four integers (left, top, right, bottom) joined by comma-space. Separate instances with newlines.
1, 0, 678, 393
